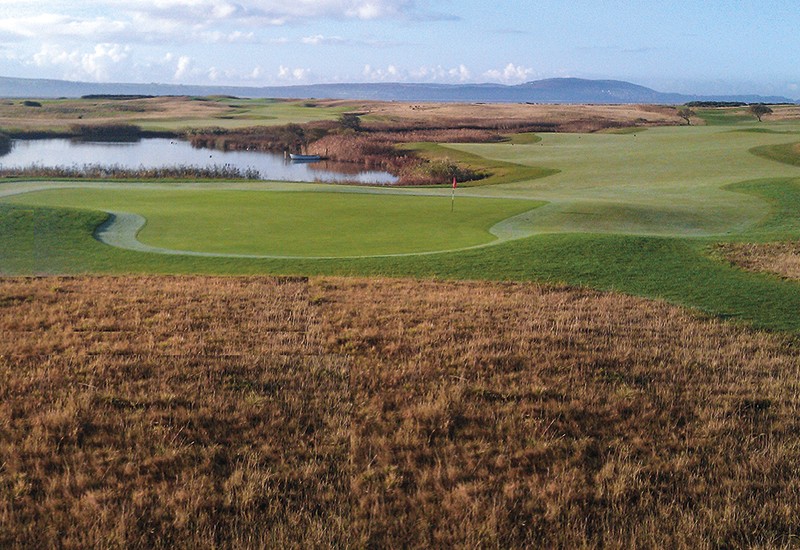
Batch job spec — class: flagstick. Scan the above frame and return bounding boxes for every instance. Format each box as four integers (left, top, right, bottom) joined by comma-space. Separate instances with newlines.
451, 177, 456, 212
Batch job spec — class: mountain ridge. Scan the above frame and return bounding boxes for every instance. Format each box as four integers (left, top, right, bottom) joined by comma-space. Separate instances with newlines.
0, 75, 795, 105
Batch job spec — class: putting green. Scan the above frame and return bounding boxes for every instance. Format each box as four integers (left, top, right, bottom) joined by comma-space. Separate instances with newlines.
4, 188, 539, 257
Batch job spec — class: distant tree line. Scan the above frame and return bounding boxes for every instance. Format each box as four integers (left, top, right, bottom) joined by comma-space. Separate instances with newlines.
684, 101, 748, 108
80, 95, 156, 100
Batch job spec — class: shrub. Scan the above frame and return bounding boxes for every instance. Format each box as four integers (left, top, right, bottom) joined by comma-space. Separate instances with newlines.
70, 123, 143, 142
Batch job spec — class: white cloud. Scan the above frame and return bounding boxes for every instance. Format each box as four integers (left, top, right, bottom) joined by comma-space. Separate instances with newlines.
302, 34, 347, 45
0, 2, 420, 46
278, 65, 311, 81
407, 64, 471, 83
120, 0, 418, 25
363, 63, 402, 81
32, 42, 131, 81
362, 63, 473, 83
449, 64, 471, 82
483, 63, 535, 84
174, 55, 192, 79
200, 30, 256, 43
0, 13, 130, 40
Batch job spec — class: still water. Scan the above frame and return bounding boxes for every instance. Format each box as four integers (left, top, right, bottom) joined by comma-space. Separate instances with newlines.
0, 138, 398, 185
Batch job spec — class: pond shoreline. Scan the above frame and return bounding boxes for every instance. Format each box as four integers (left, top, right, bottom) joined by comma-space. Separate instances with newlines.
0, 137, 398, 185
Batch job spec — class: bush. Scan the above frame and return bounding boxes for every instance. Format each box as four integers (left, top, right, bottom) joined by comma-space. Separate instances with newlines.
338, 113, 362, 132
0, 131, 11, 155
400, 159, 486, 186
70, 124, 143, 142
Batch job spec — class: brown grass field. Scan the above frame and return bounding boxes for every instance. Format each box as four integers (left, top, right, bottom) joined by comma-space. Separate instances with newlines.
2, 276, 799, 548
0, 96, 740, 133
718, 241, 800, 280
0, 96, 232, 132
341, 100, 684, 131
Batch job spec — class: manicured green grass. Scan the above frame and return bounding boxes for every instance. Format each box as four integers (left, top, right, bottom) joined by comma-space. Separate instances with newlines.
694, 108, 755, 126
3, 197, 800, 332
3, 123, 800, 332
450, 125, 800, 236
749, 141, 800, 168
505, 132, 544, 144
4, 188, 539, 256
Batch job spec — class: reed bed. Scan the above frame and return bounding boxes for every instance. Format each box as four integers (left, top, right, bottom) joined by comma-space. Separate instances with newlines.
0, 163, 261, 180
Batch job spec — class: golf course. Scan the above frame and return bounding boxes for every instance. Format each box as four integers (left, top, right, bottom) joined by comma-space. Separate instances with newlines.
2, 111, 800, 330
4, 99, 800, 548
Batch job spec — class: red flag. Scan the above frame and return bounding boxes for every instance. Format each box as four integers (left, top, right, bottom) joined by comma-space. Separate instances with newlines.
452, 177, 457, 189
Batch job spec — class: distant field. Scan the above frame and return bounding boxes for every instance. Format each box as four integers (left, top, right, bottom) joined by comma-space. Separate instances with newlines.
0, 96, 348, 133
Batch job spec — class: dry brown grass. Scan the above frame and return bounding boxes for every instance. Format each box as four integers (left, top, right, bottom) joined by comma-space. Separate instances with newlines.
749, 104, 800, 122
0, 97, 230, 132
717, 241, 800, 280
1, 276, 799, 548
330, 100, 683, 131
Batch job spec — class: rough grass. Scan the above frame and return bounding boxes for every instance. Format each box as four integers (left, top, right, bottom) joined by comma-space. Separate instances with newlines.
716, 241, 800, 280
1, 275, 799, 548
0, 97, 346, 134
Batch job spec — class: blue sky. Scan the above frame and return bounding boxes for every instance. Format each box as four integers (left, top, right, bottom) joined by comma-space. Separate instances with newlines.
0, 0, 797, 96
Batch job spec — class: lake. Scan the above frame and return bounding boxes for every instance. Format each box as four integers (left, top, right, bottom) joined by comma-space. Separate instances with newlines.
0, 138, 398, 184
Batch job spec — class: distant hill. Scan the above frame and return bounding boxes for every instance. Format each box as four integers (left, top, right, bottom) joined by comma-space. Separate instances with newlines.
0, 75, 795, 105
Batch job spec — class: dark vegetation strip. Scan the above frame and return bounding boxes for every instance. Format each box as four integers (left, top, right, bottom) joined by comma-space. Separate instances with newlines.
0, 163, 261, 180
5, 124, 176, 141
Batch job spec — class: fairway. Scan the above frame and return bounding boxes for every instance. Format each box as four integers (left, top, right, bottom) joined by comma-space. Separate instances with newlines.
3, 120, 800, 331
4, 188, 538, 257
453, 124, 800, 235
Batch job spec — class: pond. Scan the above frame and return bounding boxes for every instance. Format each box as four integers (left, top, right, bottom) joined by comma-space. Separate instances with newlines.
0, 138, 398, 185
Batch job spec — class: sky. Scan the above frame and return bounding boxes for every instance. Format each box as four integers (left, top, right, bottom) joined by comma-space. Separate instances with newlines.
0, 0, 797, 97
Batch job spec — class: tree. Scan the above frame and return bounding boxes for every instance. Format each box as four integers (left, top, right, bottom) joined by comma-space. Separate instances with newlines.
677, 107, 696, 125
748, 104, 773, 122
338, 113, 362, 132
280, 123, 306, 153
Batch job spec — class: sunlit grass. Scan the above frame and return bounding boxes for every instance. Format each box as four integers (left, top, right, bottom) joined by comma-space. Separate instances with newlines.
4, 189, 538, 256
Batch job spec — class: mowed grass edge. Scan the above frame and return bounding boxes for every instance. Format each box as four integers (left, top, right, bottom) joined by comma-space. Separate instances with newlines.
3, 188, 540, 256
2, 176, 800, 332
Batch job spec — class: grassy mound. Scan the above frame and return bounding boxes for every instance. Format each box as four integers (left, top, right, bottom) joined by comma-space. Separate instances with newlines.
749, 141, 800, 167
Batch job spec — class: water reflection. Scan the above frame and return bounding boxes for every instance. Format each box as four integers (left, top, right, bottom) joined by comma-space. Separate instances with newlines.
0, 138, 398, 184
